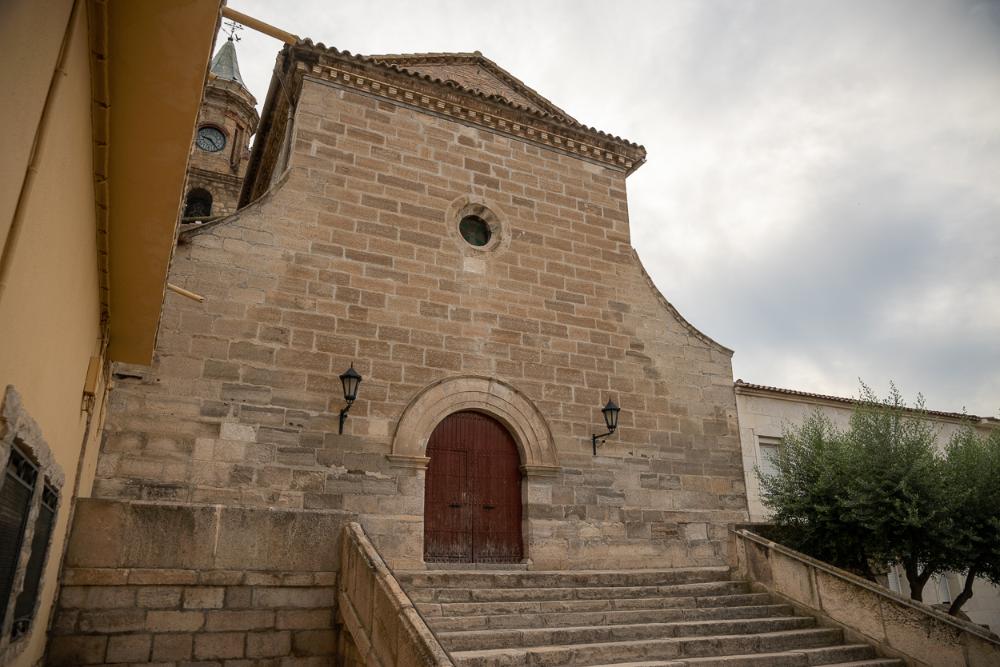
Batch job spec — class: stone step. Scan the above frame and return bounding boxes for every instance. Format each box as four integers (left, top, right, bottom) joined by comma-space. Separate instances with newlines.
584, 646, 898, 666
798, 645, 883, 665
426, 603, 797, 631
438, 616, 817, 651
448, 627, 844, 667
399, 567, 732, 590
417, 592, 774, 618
408, 579, 753, 604
587, 644, 890, 666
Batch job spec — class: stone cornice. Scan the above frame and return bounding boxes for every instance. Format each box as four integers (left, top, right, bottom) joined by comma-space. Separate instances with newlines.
187, 166, 243, 187
288, 42, 647, 175
370, 51, 577, 122
203, 82, 259, 130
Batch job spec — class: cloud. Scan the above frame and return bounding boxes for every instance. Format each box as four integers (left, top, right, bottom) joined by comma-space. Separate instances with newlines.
225, 0, 1000, 415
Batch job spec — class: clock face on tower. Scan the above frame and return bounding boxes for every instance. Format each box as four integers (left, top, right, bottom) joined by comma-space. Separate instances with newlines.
196, 126, 226, 152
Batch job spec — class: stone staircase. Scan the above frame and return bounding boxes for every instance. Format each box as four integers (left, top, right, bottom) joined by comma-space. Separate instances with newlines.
397, 567, 903, 667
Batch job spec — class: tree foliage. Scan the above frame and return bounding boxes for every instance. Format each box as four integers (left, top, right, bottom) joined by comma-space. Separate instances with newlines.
757, 411, 873, 575
758, 382, 996, 612
840, 384, 952, 600
941, 426, 1000, 614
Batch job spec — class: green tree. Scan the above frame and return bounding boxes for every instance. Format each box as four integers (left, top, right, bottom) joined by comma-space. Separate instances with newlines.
841, 384, 953, 602
759, 383, 953, 601
942, 426, 1000, 616
758, 410, 873, 577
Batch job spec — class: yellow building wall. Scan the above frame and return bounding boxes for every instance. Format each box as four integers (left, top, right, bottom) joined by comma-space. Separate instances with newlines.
0, 4, 109, 665
0, 0, 74, 248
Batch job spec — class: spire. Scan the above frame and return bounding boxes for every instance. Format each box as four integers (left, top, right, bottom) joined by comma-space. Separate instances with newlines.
210, 38, 246, 87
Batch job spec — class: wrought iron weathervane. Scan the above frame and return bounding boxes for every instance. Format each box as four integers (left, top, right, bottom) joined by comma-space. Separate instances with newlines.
224, 19, 243, 42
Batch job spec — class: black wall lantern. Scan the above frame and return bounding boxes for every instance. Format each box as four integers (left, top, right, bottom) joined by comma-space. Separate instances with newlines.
592, 398, 621, 455
338, 364, 362, 434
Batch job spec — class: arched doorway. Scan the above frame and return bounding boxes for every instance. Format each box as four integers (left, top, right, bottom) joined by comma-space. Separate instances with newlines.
424, 411, 523, 563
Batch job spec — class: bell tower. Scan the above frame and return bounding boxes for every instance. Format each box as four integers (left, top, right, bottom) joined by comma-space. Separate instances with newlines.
182, 32, 259, 219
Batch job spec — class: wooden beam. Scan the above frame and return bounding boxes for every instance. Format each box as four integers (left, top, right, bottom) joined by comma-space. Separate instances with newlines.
221, 6, 298, 44
166, 283, 205, 303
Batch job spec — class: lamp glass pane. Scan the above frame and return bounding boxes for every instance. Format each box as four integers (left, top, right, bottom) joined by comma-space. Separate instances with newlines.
339, 367, 362, 402
602, 400, 620, 430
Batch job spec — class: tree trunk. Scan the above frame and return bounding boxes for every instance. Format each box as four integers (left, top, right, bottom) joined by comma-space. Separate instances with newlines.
903, 561, 932, 602
948, 568, 978, 616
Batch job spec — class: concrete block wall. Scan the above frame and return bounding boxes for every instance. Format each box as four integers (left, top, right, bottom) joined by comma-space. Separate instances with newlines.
48, 499, 352, 665
91, 65, 747, 569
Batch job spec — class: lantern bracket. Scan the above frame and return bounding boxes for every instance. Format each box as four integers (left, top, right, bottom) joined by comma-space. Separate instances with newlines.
591, 398, 621, 455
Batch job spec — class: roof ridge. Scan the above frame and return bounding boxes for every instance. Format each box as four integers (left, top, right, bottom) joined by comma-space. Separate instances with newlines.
733, 380, 992, 422
369, 50, 484, 60
368, 49, 577, 122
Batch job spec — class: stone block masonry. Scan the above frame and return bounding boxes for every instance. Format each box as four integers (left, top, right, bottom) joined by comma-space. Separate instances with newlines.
91, 48, 747, 571
48, 499, 351, 665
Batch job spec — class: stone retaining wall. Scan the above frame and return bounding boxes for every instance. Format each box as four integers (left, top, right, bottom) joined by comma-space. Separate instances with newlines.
47, 498, 354, 665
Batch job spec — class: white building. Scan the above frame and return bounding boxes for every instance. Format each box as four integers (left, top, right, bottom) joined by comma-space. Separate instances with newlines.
734, 380, 1000, 632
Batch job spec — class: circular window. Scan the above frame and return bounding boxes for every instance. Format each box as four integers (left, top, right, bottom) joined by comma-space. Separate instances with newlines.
446, 198, 509, 258
459, 215, 492, 247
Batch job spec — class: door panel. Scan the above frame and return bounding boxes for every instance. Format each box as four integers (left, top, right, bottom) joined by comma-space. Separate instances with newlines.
423, 446, 470, 561
424, 411, 523, 563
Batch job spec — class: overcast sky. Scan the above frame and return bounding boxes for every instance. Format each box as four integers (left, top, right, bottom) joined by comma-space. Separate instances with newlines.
223, 0, 1000, 416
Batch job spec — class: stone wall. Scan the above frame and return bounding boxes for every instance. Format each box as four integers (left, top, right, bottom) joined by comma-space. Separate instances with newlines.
732, 527, 1000, 667
92, 68, 747, 569
48, 499, 352, 665
337, 522, 453, 666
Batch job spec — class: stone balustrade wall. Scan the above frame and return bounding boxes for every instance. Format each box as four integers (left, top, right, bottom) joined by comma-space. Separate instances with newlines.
337, 521, 453, 666
731, 527, 1000, 667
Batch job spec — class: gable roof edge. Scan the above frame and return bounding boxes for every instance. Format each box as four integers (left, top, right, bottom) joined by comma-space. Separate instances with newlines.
369, 51, 578, 122
290, 39, 646, 173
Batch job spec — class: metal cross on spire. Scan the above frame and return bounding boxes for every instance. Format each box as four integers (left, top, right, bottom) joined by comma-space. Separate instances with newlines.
223, 19, 243, 42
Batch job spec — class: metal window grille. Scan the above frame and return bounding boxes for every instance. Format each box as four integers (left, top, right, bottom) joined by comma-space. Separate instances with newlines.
0, 445, 38, 629
11, 483, 58, 639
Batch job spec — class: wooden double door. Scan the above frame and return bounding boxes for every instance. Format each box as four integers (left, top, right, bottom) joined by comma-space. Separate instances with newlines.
423, 411, 523, 563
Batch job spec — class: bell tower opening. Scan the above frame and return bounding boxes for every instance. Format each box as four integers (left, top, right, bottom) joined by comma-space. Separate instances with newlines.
183, 188, 213, 218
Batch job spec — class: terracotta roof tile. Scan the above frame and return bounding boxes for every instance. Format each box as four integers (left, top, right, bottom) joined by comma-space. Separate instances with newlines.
733, 380, 996, 423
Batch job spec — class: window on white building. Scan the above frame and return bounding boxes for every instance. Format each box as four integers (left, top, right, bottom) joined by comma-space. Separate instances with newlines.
757, 436, 782, 480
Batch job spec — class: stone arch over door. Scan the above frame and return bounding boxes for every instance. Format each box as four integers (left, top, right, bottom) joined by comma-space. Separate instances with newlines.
388, 376, 559, 475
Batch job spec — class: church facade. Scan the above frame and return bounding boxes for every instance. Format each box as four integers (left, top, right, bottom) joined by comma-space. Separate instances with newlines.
91, 39, 748, 572
41, 31, 1000, 667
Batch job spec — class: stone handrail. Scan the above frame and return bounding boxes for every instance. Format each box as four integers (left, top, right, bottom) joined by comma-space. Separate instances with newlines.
339, 522, 454, 666
731, 527, 1000, 667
